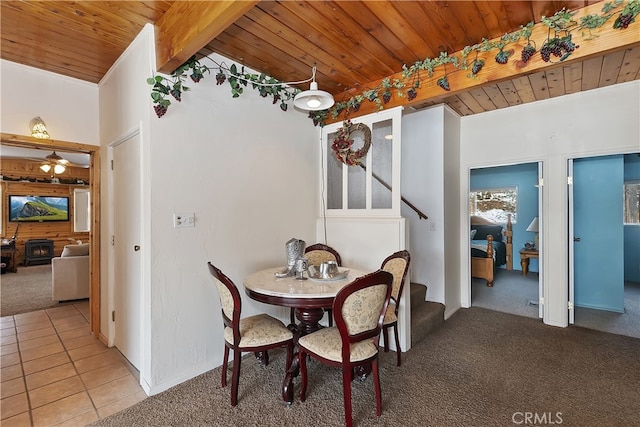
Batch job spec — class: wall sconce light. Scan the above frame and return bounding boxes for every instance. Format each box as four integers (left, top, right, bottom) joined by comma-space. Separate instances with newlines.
526, 216, 539, 249
293, 65, 334, 111
29, 117, 50, 139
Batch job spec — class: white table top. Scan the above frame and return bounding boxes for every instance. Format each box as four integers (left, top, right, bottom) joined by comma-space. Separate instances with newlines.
244, 267, 367, 299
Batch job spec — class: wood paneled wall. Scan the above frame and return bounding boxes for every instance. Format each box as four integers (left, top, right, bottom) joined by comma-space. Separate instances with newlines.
1, 159, 90, 266
1, 158, 90, 183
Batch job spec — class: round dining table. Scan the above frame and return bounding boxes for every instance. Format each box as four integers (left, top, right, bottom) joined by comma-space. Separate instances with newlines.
244, 266, 367, 403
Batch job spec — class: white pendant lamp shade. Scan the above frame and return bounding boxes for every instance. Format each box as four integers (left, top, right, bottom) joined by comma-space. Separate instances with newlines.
294, 80, 334, 111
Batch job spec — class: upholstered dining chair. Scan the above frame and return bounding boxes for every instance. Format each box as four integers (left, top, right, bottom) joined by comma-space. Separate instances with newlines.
380, 250, 411, 366
290, 243, 342, 327
298, 270, 393, 427
207, 262, 294, 406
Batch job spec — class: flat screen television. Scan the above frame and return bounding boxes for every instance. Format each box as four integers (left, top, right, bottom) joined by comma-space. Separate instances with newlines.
9, 195, 69, 222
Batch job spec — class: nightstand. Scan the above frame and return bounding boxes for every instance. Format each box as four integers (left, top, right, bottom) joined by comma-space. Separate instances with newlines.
519, 248, 538, 277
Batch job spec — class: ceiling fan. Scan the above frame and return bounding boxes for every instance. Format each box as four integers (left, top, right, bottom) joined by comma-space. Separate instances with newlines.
13, 150, 88, 175
39, 151, 71, 175
1, 146, 90, 172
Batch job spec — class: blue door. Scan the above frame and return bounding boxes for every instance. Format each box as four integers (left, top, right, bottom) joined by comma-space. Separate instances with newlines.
573, 155, 624, 312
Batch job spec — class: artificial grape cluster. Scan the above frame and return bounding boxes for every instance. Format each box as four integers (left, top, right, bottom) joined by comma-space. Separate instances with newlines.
170, 89, 181, 102
215, 72, 226, 85
471, 59, 484, 75
540, 35, 578, 62
382, 91, 392, 104
437, 76, 450, 91
407, 88, 417, 101
613, 13, 634, 29
154, 105, 167, 118
521, 44, 536, 64
495, 49, 510, 64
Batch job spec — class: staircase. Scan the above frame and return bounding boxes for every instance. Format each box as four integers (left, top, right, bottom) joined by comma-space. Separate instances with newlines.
410, 282, 445, 346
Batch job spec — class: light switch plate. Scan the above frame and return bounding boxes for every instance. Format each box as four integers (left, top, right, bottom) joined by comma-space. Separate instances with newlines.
174, 213, 195, 228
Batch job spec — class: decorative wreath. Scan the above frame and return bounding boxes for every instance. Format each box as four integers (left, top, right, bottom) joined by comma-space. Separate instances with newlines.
331, 120, 372, 166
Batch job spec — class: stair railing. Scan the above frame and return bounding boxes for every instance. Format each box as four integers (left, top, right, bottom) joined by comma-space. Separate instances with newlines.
358, 164, 428, 220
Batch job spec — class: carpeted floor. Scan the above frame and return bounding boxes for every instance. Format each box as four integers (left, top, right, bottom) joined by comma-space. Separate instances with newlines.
472, 269, 640, 339
0, 264, 76, 316
574, 281, 640, 339
472, 269, 539, 319
90, 307, 640, 427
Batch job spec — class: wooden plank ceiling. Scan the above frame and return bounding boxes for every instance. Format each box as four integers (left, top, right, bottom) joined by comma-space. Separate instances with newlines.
1, 1, 639, 120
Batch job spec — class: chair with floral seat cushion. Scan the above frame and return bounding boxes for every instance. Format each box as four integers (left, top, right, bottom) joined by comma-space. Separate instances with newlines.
298, 270, 393, 427
380, 250, 411, 367
207, 262, 294, 406
297, 243, 342, 327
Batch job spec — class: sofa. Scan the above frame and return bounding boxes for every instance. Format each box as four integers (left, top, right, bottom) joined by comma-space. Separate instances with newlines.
52, 243, 90, 302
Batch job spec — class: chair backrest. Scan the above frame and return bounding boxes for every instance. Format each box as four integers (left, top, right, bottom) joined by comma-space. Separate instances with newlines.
207, 262, 241, 338
380, 250, 411, 307
304, 243, 342, 267
333, 270, 393, 354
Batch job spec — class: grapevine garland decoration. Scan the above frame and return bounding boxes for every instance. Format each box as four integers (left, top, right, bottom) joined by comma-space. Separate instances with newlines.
331, 120, 372, 166
148, 56, 300, 118
148, 0, 638, 125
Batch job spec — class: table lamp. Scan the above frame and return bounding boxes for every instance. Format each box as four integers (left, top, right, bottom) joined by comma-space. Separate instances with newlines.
526, 216, 539, 249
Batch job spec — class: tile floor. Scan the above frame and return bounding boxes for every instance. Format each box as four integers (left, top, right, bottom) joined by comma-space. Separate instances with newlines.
1, 301, 147, 426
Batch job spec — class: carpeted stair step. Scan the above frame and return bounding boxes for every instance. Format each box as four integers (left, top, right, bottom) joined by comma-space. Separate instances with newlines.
410, 282, 445, 346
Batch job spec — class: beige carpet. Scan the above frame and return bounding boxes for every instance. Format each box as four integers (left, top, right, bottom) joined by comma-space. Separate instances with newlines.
90, 307, 640, 427
0, 265, 75, 316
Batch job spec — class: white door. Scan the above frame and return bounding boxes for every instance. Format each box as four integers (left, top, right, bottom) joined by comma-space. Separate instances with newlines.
113, 133, 142, 369
568, 159, 575, 324
537, 162, 544, 319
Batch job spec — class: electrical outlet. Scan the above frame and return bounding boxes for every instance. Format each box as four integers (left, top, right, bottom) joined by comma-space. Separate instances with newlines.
173, 213, 195, 228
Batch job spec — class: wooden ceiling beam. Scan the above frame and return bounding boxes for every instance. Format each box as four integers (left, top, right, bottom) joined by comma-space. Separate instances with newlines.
329, 2, 640, 123
155, 1, 258, 74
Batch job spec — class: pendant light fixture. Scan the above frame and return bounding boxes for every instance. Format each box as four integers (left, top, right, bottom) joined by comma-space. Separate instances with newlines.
293, 65, 334, 111
29, 117, 50, 139
39, 151, 68, 175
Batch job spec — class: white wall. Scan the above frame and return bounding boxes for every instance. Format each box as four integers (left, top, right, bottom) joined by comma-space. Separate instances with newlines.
460, 81, 640, 327
99, 25, 318, 394
98, 24, 156, 392
401, 107, 445, 304
401, 105, 461, 319
0, 59, 99, 145
443, 107, 461, 319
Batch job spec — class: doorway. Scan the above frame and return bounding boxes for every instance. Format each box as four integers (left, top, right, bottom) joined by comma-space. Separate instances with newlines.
111, 131, 142, 369
0, 134, 101, 335
568, 153, 640, 339
469, 162, 542, 319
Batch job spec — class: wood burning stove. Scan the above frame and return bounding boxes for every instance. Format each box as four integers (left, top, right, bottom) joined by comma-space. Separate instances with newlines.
24, 239, 54, 266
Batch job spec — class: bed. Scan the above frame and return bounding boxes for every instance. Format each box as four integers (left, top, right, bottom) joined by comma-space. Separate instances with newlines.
470, 215, 513, 287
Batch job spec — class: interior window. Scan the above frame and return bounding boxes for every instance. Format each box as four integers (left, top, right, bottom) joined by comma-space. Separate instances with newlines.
624, 181, 640, 224
469, 187, 517, 223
